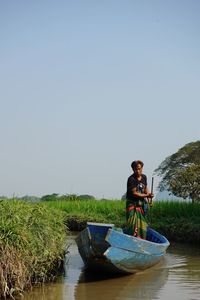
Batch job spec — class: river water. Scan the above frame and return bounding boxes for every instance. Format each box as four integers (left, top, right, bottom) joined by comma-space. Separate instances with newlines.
23, 233, 200, 300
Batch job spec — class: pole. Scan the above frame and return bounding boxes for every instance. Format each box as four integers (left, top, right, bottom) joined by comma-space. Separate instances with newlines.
149, 176, 154, 207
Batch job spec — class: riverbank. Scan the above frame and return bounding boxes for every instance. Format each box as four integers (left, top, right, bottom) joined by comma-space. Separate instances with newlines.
0, 200, 67, 299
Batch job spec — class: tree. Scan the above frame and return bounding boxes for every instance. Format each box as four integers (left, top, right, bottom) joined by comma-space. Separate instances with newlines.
154, 140, 200, 203
41, 193, 59, 201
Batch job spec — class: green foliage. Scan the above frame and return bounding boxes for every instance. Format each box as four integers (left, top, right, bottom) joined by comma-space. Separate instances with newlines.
147, 201, 200, 243
149, 200, 200, 218
0, 199, 67, 298
154, 140, 200, 202
41, 193, 59, 201
45, 199, 126, 228
45, 199, 200, 244
41, 194, 96, 202
55, 194, 79, 201
170, 165, 200, 202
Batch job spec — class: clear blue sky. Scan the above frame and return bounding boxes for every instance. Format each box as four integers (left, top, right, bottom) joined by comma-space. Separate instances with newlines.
0, 0, 200, 199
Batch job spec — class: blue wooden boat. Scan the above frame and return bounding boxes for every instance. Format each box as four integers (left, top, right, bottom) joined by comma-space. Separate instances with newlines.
75, 222, 170, 274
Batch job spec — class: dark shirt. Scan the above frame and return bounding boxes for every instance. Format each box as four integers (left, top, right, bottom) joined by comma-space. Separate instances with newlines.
126, 173, 147, 207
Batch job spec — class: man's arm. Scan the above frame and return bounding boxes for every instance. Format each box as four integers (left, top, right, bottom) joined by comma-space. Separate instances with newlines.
132, 186, 152, 198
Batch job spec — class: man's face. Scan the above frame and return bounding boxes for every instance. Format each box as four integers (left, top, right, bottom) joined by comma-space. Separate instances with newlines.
134, 164, 143, 176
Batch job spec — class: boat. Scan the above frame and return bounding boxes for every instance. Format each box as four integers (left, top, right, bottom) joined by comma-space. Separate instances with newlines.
75, 222, 170, 274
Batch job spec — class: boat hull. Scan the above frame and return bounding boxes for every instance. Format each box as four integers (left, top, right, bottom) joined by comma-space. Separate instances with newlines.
75, 222, 170, 274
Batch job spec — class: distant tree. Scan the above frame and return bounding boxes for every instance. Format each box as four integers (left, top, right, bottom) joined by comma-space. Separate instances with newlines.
41, 193, 59, 201
77, 194, 95, 200
154, 140, 200, 203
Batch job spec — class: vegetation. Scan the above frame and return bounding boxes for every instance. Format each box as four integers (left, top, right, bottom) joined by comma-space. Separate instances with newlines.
0, 200, 67, 299
45, 198, 125, 230
154, 140, 200, 202
44, 198, 200, 244
147, 201, 200, 243
40, 193, 95, 202
0, 195, 200, 298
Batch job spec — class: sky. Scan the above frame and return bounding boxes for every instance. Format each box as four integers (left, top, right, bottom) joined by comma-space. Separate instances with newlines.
0, 0, 200, 199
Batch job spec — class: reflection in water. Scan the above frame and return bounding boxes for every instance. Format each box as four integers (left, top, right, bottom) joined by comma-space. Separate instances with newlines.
76, 263, 169, 300
21, 279, 64, 300
62, 235, 84, 300
156, 243, 200, 300
22, 235, 200, 300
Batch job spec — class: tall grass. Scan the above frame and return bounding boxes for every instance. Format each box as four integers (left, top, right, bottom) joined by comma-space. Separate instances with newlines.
44, 198, 200, 244
44, 198, 200, 223
150, 200, 200, 218
0, 200, 67, 298
45, 199, 126, 227
146, 201, 200, 243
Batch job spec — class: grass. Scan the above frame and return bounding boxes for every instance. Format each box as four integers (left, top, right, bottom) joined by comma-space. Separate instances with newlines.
45, 198, 126, 226
44, 198, 200, 244
145, 201, 200, 243
44, 198, 200, 221
0, 199, 67, 299
149, 201, 200, 218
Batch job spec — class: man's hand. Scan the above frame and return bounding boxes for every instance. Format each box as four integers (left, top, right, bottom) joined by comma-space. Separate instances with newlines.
147, 193, 154, 198
147, 194, 154, 207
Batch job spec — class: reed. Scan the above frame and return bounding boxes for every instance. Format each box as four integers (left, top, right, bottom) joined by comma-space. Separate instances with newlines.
0, 199, 67, 299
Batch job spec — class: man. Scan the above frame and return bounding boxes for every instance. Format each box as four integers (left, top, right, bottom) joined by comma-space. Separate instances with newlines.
126, 160, 154, 239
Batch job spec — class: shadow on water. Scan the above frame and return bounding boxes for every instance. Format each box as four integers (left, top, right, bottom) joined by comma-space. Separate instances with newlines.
78, 268, 129, 283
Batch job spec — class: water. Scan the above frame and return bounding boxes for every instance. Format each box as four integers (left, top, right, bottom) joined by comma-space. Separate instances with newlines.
23, 234, 200, 300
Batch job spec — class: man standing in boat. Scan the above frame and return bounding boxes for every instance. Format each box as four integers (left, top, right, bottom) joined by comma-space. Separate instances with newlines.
126, 160, 154, 239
